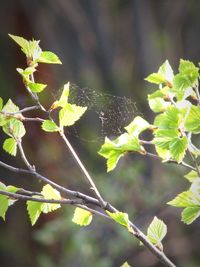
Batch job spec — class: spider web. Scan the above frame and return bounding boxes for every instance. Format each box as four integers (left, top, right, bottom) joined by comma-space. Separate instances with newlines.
59, 84, 140, 142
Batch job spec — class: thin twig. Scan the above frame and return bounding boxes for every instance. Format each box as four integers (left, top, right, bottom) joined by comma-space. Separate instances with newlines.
16, 139, 35, 171
59, 130, 106, 208
0, 105, 40, 115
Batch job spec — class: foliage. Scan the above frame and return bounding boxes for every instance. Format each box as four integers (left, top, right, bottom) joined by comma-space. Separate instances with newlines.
0, 34, 200, 267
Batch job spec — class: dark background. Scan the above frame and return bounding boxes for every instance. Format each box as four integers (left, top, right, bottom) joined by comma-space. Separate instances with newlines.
0, 1, 200, 267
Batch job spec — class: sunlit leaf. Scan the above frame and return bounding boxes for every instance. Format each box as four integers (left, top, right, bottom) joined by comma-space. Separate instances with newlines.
29, 82, 47, 93
59, 103, 87, 127
72, 207, 93, 226
41, 184, 61, 213
41, 120, 59, 132
181, 207, 200, 224
27, 200, 43, 226
107, 211, 129, 228
125, 116, 150, 136
37, 51, 62, 64
3, 137, 17, 156
167, 190, 200, 207
147, 216, 167, 249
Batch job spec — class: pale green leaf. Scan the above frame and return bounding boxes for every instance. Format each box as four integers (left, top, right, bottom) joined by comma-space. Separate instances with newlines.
107, 211, 129, 228
169, 136, 188, 163
184, 170, 199, 183
0, 97, 3, 111
147, 216, 167, 248
98, 134, 142, 172
27, 200, 43, 226
0, 195, 9, 220
3, 118, 26, 139
148, 97, 170, 113
181, 207, 200, 224
37, 51, 62, 64
125, 116, 150, 136
29, 82, 47, 93
3, 137, 17, 156
51, 83, 70, 109
41, 120, 59, 132
145, 73, 166, 84
2, 99, 19, 113
120, 262, 131, 267
185, 105, 200, 134
167, 190, 200, 207
41, 184, 61, 213
59, 103, 87, 127
158, 60, 174, 82
72, 207, 93, 226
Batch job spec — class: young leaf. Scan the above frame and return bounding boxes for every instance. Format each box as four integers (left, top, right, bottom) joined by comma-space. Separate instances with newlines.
0, 195, 9, 220
184, 105, 200, 134
2, 99, 19, 113
120, 262, 131, 267
184, 170, 199, 183
98, 134, 142, 172
158, 60, 174, 82
107, 211, 129, 228
181, 207, 200, 225
41, 120, 59, 132
72, 207, 93, 226
27, 200, 43, 226
125, 116, 150, 136
37, 51, 62, 64
169, 136, 188, 163
3, 118, 26, 139
0, 97, 3, 111
145, 73, 166, 84
41, 184, 61, 213
148, 97, 170, 113
28, 82, 47, 93
167, 190, 200, 207
147, 216, 167, 249
9, 34, 29, 52
3, 137, 17, 156
59, 104, 87, 127
51, 83, 70, 109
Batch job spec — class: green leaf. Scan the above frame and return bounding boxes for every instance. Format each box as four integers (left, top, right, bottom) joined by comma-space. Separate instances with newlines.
0, 195, 9, 220
173, 60, 199, 99
184, 170, 199, 183
147, 216, 167, 249
120, 262, 131, 267
145, 73, 166, 84
99, 134, 142, 172
3, 137, 17, 156
107, 211, 129, 228
2, 99, 19, 113
154, 106, 180, 129
148, 97, 170, 113
3, 118, 26, 139
37, 51, 62, 64
153, 129, 179, 150
124, 116, 150, 136
185, 105, 200, 134
41, 120, 59, 132
145, 60, 174, 85
29, 82, 47, 93
51, 83, 70, 109
169, 136, 188, 163
9, 34, 42, 61
167, 190, 200, 207
59, 103, 87, 127
72, 207, 93, 226
27, 200, 43, 226
158, 60, 174, 82
181, 207, 200, 224
0, 182, 9, 221
17, 66, 36, 76
9, 34, 29, 51
0, 97, 3, 111
41, 184, 61, 213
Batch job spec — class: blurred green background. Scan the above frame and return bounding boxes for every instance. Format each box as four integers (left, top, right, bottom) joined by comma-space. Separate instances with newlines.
0, 0, 200, 266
